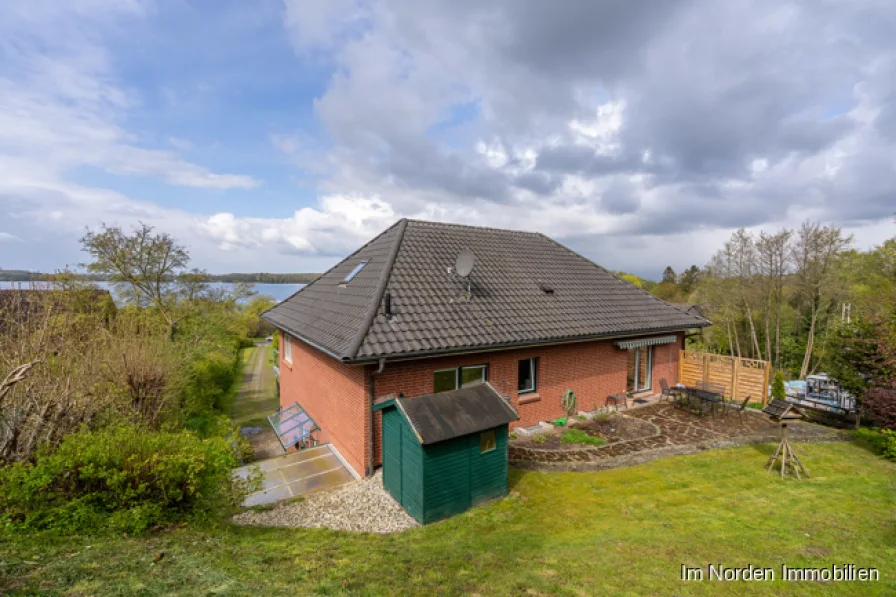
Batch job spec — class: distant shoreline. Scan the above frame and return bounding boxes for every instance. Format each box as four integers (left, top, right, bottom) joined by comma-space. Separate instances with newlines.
0, 271, 320, 284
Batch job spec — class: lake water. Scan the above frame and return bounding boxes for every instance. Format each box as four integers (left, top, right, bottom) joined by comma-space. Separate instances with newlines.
0, 281, 305, 303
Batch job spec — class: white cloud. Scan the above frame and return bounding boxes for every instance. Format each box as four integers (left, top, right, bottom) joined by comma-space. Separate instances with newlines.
0, 232, 21, 243
197, 194, 397, 255
3, 0, 895, 278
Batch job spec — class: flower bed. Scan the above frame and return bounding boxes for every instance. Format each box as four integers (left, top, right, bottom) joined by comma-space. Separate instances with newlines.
508, 403, 848, 469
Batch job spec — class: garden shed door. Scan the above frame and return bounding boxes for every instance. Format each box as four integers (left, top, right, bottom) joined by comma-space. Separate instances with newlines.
382, 407, 424, 521
382, 408, 403, 503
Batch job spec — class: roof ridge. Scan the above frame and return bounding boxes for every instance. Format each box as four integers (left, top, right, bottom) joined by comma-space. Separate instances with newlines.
345, 218, 408, 360
405, 218, 541, 236
260, 218, 407, 324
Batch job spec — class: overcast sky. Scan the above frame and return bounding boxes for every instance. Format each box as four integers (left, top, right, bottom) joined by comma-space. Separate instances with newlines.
1, 0, 894, 279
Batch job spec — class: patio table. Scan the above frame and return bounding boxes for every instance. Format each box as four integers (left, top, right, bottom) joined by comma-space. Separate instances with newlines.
680, 387, 726, 418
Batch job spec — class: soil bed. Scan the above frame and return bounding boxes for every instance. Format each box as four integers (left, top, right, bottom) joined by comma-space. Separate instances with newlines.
512, 414, 655, 449
508, 402, 849, 470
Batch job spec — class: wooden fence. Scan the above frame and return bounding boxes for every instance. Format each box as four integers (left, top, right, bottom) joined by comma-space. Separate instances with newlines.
678, 351, 770, 404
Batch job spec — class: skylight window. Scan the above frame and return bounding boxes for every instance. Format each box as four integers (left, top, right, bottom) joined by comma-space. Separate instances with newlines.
342, 260, 369, 283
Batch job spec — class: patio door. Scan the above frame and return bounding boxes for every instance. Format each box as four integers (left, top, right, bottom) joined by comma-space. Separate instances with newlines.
626, 347, 653, 393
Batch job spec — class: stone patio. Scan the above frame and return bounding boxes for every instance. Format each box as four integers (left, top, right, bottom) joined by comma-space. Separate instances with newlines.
509, 402, 849, 472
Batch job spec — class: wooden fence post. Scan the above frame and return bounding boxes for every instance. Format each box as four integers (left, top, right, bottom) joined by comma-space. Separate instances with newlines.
703, 353, 710, 384
731, 358, 740, 401
762, 362, 770, 405
678, 351, 683, 385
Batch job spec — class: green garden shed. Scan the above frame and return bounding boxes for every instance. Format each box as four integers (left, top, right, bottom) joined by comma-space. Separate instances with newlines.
374, 382, 519, 524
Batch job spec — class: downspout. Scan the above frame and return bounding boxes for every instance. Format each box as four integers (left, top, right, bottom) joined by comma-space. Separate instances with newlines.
367, 357, 386, 477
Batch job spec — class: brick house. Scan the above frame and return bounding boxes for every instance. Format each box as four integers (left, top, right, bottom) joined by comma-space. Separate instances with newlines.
263, 219, 708, 477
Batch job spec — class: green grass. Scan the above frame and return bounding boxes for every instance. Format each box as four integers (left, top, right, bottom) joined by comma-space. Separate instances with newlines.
560, 428, 605, 446
2, 442, 894, 596
231, 344, 279, 426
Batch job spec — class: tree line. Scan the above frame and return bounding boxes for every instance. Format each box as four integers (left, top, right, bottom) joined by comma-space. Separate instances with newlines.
0, 269, 320, 284
625, 220, 895, 400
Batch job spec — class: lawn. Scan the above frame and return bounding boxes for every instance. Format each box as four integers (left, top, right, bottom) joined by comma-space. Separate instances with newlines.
1, 442, 893, 596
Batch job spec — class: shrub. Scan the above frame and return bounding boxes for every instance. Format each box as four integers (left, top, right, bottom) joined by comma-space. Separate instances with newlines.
532, 434, 546, 445
747, 402, 765, 410
771, 370, 786, 401
863, 387, 896, 430
181, 347, 241, 416
560, 429, 605, 446
855, 428, 896, 461
0, 424, 245, 534
594, 411, 611, 424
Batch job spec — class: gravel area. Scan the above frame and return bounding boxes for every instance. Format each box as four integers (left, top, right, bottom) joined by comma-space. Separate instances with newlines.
232, 470, 419, 534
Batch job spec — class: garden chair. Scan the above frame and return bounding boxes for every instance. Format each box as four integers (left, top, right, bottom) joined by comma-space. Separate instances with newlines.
605, 393, 628, 410
659, 378, 675, 403
704, 382, 727, 396
728, 396, 752, 423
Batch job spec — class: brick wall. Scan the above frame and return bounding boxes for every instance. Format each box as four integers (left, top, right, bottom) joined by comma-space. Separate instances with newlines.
278, 332, 368, 476
277, 331, 683, 474
368, 333, 683, 466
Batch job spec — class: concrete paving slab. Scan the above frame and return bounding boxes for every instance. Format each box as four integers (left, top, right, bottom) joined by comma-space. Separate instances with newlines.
235, 444, 354, 507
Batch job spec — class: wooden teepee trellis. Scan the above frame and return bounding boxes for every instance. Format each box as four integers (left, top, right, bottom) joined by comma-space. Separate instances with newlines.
766, 424, 809, 479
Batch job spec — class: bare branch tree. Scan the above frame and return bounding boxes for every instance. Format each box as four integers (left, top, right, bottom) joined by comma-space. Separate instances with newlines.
793, 222, 852, 378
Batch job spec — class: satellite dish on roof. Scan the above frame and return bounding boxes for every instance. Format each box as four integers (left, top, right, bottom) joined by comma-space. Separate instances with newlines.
455, 249, 475, 277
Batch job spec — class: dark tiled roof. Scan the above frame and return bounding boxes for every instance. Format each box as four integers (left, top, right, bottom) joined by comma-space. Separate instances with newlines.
263, 219, 709, 361
395, 382, 519, 444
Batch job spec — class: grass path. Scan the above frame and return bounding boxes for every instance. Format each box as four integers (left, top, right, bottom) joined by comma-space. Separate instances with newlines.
232, 343, 278, 427
3, 442, 894, 596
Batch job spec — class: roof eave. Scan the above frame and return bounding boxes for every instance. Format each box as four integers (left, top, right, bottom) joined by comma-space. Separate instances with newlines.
344, 322, 709, 364
261, 314, 351, 363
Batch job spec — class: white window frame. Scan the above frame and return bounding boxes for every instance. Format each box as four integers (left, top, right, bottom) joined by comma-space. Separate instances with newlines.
459, 364, 488, 388
433, 365, 489, 393
283, 332, 293, 364
628, 346, 653, 393
518, 358, 537, 394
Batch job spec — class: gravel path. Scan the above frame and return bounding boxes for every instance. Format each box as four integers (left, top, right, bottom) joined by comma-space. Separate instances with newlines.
233, 471, 419, 534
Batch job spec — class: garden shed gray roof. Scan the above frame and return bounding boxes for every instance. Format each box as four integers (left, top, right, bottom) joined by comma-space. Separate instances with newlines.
262, 219, 709, 362
386, 383, 519, 445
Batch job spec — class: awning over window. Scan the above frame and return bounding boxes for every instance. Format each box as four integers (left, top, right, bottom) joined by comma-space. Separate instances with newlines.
615, 335, 678, 350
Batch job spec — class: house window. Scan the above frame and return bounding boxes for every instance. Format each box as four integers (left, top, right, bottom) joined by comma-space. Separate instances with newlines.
480, 429, 496, 453
518, 358, 537, 394
626, 347, 652, 393
459, 365, 487, 388
282, 333, 293, 364
433, 365, 489, 393
342, 260, 368, 283
433, 369, 456, 394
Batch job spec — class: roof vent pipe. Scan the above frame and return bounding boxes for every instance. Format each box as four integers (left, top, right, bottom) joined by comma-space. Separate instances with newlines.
384, 291, 392, 319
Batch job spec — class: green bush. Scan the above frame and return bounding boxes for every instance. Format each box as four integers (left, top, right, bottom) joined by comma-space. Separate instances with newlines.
855, 428, 896, 461
771, 370, 786, 401
560, 429, 605, 446
0, 424, 244, 534
181, 347, 241, 416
